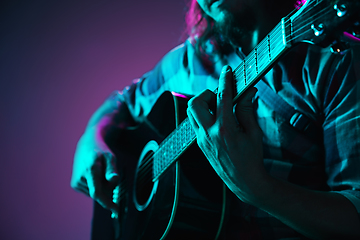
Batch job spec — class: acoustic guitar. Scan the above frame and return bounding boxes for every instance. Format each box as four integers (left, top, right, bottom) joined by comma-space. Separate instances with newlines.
93, 1, 360, 239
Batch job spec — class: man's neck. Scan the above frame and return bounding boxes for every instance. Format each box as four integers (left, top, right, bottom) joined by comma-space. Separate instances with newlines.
240, 7, 289, 55
240, 26, 272, 55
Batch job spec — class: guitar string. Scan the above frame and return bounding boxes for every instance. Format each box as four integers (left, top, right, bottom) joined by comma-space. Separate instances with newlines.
249, 2, 334, 56
139, 4, 337, 185
136, 122, 191, 184
137, 153, 156, 180
140, 120, 193, 181
138, 141, 172, 180
231, 19, 334, 101
137, 29, 340, 190
132, 4, 299, 189
137, 161, 156, 184
137, 159, 153, 182
231, 26, 283, 84
232, 22, 285, 78
135, 4, 334, 185
236, 3, 333, 69
285, 6, 334, 42
127, 1, 347, 186
232, 4, 334, 81
114, 1, 350, 205
140, 118, 196, 183
115, 180, 126, 201
284, 0, 324, 29
210, 0, 307, 81
118, 181, 126, 198
136, 23, 297, 180
231, 23, 282, 74
134, 4, 360, 200
285, 0, 348, 43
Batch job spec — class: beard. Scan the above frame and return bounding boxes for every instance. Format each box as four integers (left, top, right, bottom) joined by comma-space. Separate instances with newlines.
212, 6, 258, 48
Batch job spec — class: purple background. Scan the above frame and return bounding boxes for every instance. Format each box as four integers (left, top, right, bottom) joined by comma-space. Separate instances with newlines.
0, 0, 187, 239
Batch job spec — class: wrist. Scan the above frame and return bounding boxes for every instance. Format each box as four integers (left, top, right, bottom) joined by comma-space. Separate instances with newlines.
239, 167, 274, 205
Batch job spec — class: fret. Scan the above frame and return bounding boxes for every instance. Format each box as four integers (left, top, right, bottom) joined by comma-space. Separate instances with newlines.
270, 37, 284, 55
245, 52, 257, 84
233, 19, 291, 102
268, 34, 272, 61
242, 60, 246, 85
153, 17, 292, 181
234, 63, 246, 93
269, 23, 284, 56
255, 48, 258, 74
153, 117, 196, 181
257, 38, 270, 73
153, 149, 161, 176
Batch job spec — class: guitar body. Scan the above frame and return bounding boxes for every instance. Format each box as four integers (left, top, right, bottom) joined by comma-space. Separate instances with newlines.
91, 2, 360, 239
111, 91, 228, 240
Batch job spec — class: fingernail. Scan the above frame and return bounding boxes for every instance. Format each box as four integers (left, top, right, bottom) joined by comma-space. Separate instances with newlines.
109, 172, 118, 177
222, 65, 231, 73
108, 173, 119, 181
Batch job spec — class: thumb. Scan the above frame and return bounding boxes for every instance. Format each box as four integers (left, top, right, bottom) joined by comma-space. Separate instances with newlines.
104, 153, 119, 184
235, 87, 258, 132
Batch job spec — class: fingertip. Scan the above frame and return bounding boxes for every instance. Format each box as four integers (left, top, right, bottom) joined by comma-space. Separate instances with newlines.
242, 87, 258, 101
219, 65, 233, 90
104, 153, 119, 182
251, 87, 258, 99
221, 65, 232, 75
108, 172, 119, 179
219, 65, 233, 86
106, 172, 119, 183
251, 86, 258, 95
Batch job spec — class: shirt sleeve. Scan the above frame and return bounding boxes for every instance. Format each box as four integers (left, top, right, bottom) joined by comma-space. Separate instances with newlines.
322, 44, 360, 217
116, 42, 190, 123
114, 40, 222, 123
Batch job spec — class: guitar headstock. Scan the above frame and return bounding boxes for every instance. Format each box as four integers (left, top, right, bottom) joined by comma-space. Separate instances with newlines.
289, 0, 360, 52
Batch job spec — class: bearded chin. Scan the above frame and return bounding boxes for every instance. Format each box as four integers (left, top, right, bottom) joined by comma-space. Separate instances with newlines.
213, 9, 257, 48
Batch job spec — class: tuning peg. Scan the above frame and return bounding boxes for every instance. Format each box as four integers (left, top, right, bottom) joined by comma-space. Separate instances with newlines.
330, 41, 350, 54
311, 23, 325, 37
334, 3, 347, 17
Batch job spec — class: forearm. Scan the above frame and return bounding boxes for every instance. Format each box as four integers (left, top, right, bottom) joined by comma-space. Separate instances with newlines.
247, 175, 360, 239
72, 91, 133, 208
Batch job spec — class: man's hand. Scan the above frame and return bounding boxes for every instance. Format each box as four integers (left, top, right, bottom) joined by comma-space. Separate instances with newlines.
187, 65, 266, 202
71, 128, 119, 214
188, 65, 360, 239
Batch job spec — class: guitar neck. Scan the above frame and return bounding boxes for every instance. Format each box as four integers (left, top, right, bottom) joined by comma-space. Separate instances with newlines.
232, 18, 291, 102
153, 117, 196, 181
152, 17, 293, 182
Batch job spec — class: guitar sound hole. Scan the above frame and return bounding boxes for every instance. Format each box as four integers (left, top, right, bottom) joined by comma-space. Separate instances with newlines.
135, 151, 155, 207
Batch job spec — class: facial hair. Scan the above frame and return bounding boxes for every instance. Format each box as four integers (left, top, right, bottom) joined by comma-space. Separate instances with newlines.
212, 5, 258, 48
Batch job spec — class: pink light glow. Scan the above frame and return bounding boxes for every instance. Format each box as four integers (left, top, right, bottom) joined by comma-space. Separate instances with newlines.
343, 31, 360, 43
171, 91, 188, 99
295, 0, 307, 9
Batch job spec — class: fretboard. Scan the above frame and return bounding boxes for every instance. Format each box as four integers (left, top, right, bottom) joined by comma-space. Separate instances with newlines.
152, 18, 291, 182
232, 19, 291, 101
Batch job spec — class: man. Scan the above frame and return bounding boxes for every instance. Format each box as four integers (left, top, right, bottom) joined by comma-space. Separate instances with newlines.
71, 0, 360, 238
